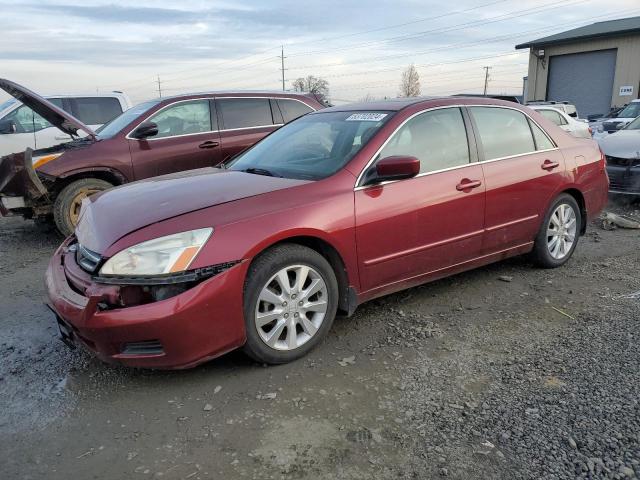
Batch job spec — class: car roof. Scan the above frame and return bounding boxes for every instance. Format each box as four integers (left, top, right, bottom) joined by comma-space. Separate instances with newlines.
317, 96, 525, 113
156, 90, 319, 102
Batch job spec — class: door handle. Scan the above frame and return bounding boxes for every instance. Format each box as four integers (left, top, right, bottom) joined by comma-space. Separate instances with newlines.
456, 178, 482, 191
199, 141, 219, 149
541, 159, 560, 171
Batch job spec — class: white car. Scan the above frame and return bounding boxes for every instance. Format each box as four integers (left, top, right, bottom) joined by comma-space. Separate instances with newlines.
530, 105, 592, 139
0, 92, 132, 157
592, 99, 640, 139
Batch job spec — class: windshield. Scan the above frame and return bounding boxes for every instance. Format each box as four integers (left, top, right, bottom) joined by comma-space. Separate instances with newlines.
96, 100, 160, 139
618, 102, 640, 119
228, 111, 393, 180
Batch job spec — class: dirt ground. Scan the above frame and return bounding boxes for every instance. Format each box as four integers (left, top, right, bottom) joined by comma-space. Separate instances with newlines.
0, 198, 638, 480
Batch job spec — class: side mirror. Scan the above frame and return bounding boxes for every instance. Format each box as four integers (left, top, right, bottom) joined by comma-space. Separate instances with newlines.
364, 156, 420, 185
0, 120, 17, 134
131, 121, 159, 139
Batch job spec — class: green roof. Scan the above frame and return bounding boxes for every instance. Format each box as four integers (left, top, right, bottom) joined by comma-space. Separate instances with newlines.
515, 16, 640, 49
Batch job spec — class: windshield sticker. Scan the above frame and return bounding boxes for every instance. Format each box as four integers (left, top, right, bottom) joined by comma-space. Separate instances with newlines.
346, 113, 387, 122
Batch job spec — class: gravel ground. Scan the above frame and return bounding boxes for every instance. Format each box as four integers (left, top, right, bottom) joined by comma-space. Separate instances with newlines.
0, 198, 638, 479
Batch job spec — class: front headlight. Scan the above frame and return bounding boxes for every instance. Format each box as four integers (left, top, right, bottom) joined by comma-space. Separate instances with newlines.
32, 152, 63, 169
99, 228, 213, 276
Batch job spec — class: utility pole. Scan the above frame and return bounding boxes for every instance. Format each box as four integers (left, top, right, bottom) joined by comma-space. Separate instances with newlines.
482, 66, 492, 96
280, 46, 287, 91
157, 75, 162, 98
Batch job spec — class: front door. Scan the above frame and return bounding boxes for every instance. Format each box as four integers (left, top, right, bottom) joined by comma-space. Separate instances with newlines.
129, 99, 221, 180
467, 106, 567, 253
355, 107, 486, 294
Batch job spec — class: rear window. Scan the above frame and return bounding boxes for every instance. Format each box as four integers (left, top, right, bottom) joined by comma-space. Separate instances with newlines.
217, 98, 274, 130
539, 109, 567, 126
70, 97, 123, 125
278, 99, 314, 123
470, 107, 536, 160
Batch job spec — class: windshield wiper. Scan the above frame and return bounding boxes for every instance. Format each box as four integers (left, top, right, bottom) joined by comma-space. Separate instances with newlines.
241, 167, 281, 177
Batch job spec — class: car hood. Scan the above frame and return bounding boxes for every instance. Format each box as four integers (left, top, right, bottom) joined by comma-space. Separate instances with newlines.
76, 168, 310, 253
0, 78, 96, 138
599, 130, 640, 158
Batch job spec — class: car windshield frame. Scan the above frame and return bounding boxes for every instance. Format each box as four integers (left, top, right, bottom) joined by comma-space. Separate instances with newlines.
95, 99, 161, 139
618, 102, 640, 119
227, 110, 394, 181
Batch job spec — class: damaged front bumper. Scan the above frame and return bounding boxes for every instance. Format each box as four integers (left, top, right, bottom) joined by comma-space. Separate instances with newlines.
606, 156, 640, 195
0, 148, 51, 217
45, 237, 249, 369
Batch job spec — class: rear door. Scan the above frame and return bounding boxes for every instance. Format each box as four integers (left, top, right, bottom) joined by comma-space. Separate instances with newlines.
128, 99, 221, 179
468, 106, 565, 253
215, 97, 280, 162
355, 107, 486, 293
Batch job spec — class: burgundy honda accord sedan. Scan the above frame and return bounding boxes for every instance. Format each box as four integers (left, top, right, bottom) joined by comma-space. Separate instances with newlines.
45, 97, 609, 368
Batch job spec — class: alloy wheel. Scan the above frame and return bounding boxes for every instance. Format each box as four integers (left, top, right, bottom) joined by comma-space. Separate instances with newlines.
254, 264, 328, 351
546, 203, 577, 260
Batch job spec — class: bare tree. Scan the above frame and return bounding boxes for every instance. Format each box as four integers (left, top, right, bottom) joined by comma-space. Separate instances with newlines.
358, 93, 377, 102
399, 64, 421, 97
292, 75, 330, 103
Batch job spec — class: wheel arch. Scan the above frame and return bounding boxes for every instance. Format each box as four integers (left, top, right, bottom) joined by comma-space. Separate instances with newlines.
561, 187, 587, 235
52, 167, 127, 195
247, 234, 356, 316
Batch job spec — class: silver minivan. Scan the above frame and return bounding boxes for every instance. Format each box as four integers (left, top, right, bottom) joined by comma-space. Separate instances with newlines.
0, 92, 132, 156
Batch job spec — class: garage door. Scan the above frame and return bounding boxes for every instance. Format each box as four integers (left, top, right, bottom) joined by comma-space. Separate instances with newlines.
547, 49, 617, 118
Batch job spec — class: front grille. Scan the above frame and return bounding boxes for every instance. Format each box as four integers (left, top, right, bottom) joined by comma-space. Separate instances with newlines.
76, 244, 102, 273
120, 340, 164, 356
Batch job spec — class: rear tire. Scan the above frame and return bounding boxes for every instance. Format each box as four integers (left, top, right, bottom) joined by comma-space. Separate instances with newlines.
531, 193, 581, 268
242, 244, 338, 364
53, 178, 112, 236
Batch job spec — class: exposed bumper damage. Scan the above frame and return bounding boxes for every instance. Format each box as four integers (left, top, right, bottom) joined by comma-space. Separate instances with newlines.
606, 156, 640, 195
0, 149, 51, 217
45, 236, 248, 369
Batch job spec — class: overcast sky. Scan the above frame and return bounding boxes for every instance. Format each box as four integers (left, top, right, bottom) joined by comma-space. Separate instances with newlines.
1, 0, 639, 104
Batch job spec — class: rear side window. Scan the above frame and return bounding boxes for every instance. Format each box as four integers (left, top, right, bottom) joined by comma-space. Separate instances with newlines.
217, 98, 273, 129
278, 99, 314, 123
378, 107, 470, 174
470, 107, 535, 160
147, 100, 211, 139
529, 120, 555, 150
539, 109, 567, 126
69, 97, 123, 125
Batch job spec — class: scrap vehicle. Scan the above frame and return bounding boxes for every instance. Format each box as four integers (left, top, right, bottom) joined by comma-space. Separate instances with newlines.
44, 97, 609, 369
0, 79, 324, 234
598, 115, 640, 195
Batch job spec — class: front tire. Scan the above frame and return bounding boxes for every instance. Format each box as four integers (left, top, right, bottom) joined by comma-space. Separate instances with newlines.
53, 178, 112, 236
243, 244, 338, 364
531, 193, 581, 268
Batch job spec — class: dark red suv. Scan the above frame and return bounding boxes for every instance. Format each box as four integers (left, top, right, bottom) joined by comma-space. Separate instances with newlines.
45, 97, 609, 369
0, 79, 324, 234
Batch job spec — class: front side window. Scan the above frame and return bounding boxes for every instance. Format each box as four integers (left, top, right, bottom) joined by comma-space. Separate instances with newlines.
1, 104, 54, 134
539, 109, 567, 126
278, 99, 314, 123
377, 107, 470, 174
70, 97, 123, 125
147, 100, 211, 139
470, 107, 535, 161
218, 98, 274, 129
228, 111, 392, 180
